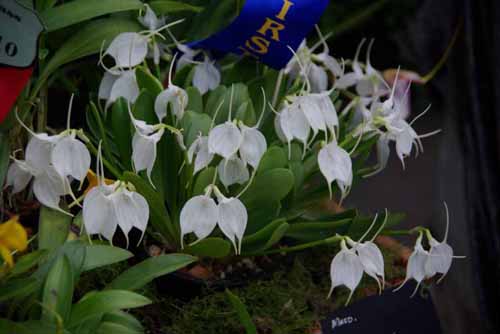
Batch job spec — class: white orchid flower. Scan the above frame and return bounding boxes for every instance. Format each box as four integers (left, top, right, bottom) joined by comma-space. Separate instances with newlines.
345, 211, 388, 293
394, 233, 430, 297
217, 156, 249, 189
193, 56, 221, 95
154, 56, 188, 121
328, 239, 364, 305
277, 103, 310, 158
83, 145, 149, 246
318, 140, 353, 200
187, 135, 214, 175
213, 187, 247, 255
334, 39, 388, 97
138, 5, 169, 65
295, 95, 326, 138
104, 32, 149, 69
51, 133, 91, 182
180, 192, 218, 248
208, 121, 243, 159
99, 70, 140, 108
238, 124, 267, 169
424, 203, 463, 283
284, 35, 343, 93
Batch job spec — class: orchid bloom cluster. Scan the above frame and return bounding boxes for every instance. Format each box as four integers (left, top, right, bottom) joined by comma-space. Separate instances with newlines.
180, 185, 247, 254
3, 3, 459, 307
83, 145, 149, 246
6, 97, 91, 214
396, 203, 463, 296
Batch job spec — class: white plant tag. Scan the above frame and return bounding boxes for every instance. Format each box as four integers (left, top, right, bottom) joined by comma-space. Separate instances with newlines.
0, 0, 43, 68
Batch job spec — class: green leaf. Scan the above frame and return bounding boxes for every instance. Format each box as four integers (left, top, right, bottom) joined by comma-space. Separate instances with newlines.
133, 90, 157, 124
181, 110, 212, 147
0, 277, 41, 302
42, 255, 74, 324
102, 310, 143, 332
0, 319, 70, 334
108, 254, 197, 290
68, 290, 151, 328
257, 146, 287, 173
38, 206, 71, 251
111, 98, 133, 170
33, 18, 142, 97
184, 237, 231, 258
242, 219, 289, 253
10, 250, 48, 277
40, 0, 143, 32
135, 67, 163, 96
240, 168, 294, 208
34, 241, 87, 284
226, 290, 257, 334
246, 201, 281, 235
186, 87, 203, 114
122, 172, 177, 245
0, 132, 10, 186
150, 0, 203, 14
82, 245, 133, 272
285, 219, 352, 242
191, 167, 216, 196
97, 322, 142, 334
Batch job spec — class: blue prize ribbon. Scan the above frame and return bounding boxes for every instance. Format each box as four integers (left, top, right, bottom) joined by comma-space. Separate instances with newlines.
188, 0, 330, 69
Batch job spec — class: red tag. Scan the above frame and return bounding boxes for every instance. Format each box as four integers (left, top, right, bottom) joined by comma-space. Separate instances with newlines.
0, 66, 33, 122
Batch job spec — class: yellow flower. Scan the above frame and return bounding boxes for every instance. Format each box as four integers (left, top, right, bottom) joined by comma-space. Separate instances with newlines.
0, 216, 28, 267
83, 169, 114, 195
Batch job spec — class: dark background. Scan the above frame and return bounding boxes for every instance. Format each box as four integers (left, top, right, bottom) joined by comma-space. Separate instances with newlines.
321, 1, 500, 333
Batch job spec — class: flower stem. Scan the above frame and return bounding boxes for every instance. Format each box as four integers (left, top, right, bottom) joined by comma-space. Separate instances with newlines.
86, 141, 121, 179
244, 235, 342, 257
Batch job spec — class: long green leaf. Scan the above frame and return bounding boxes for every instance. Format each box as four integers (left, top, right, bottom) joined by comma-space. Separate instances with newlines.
42, 255, 74, 324
38, 206, 71, 251
108, 254, 197, 290
150, 0, 203, 14
41, 0, 143, 32
97, 322, 142, 334
0, 277, 41, 302
82, 245, 133, 272
184, 237, 231, 258
68, 290, 151, 328
226, 290, 257, 334
10, 249, 48, 277
33, 18, 142, 97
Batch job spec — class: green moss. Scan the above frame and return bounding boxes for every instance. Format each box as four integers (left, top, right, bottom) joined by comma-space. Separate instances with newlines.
136, 246, 405, 334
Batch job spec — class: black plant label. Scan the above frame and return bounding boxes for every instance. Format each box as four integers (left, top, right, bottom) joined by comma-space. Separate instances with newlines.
321, 283, 442, 334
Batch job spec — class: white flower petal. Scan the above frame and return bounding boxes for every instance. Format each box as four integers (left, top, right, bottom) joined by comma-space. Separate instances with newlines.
335, 72, 360, 89
308, 63, 328, 93
26, 135, 58, 171
112, 189, 150, 238
154, 85, 188, 121
330, 247, 364, 296
217, 197, 247, 254
109, 71, 139, 105
132, 129, 164, 183
318, 142, 352, 196
208, 122, 242, 159
280, 105, 310, 145
105, 32, 148, 68
239, 126, 267, 168
425, 241, 453, 277
51, 136, 91, 181
98, 72, 118, 100
297, 96, 326, 135
32, 169, 67, 211
180, 195, 218, 243
356, 241, 385, 283
6, 161, 33, 193
217, 157, 249, 188
193, 58, 221, 95
274, 113, 287, 143
83, 185, 115, 237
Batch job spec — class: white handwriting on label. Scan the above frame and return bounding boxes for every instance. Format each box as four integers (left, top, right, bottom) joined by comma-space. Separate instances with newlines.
331, 316, 357, 330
